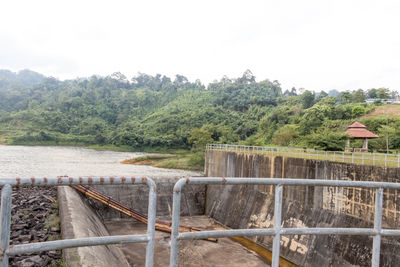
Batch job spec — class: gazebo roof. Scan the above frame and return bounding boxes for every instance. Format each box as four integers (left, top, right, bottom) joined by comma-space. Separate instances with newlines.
344, 122, 379, 139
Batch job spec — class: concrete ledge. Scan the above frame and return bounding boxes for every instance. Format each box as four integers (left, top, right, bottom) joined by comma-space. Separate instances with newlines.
58, 186, 130, 267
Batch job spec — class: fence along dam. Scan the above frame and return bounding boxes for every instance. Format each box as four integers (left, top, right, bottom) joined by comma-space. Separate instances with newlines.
3, 146, 400, 266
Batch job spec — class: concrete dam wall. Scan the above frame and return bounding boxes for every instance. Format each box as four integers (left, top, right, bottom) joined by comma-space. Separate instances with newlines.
90, 178, 206, 219
205, 150, 400, 267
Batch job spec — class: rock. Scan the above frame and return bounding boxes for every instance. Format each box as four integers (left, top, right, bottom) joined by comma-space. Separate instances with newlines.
17, 255, 44, 267
13, 224, 28, 230
16, 260, 35, 267
11, 230, 22, 239
50, 227, 60, 232
18, 235, 32, 242
26, 255, 43, 264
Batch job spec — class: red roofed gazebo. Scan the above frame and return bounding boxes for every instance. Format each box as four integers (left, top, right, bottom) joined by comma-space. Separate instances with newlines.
344, 122, 378, 152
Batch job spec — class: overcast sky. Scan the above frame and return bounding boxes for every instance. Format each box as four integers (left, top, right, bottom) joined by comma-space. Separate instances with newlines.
1, 0, 399, 92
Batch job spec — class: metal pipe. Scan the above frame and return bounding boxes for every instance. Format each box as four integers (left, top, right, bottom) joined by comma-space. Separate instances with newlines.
7, 235, 149, 255
0, 176, 151, 186
170, 179, 182, 267
145, 178, 157, 267
372, 188, 383, 267
177, 227, 384, 240
0, 185, 12, 267
178, 229, 276, 240
183, 177, 400, 189
272, 185, 282, 267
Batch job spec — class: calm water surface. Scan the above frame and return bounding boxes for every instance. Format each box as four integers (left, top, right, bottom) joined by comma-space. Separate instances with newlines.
0, 146, 201, 178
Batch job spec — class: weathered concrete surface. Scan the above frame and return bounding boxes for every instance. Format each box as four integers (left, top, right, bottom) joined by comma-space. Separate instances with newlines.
105, 216, 269, 267
58, 186, 130, 267
91, 177, 206, 219
205, 150, 400, 267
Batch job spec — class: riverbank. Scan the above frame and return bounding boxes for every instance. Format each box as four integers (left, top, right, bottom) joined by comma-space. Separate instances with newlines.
121, 151, 204, 171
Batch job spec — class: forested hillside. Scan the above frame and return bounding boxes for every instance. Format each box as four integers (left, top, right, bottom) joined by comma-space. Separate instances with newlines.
1, 69, 399, 152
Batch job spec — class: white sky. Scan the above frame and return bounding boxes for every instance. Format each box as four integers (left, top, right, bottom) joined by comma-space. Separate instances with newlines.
1, 0, 400, 92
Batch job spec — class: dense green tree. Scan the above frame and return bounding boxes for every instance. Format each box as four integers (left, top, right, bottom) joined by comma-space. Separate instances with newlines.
351, 89, 366, 103
352, 105, 366, 117
300, 90, 315, 108
305, 131, 348, 151
188, 128, 213, 151
0, 69, 393, 152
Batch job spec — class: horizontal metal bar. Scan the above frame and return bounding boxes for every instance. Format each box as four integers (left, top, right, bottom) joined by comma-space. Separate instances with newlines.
181, 177, 400, 189
0, 176, 151, 186
178, 229, 276, 240
177, 228, 396, 240
281, 228, 378, 235
381, 229, 400, 236
7, 235, 150, 255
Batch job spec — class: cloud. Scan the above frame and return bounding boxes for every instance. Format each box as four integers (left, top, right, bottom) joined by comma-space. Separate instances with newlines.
0, 0, 399, 91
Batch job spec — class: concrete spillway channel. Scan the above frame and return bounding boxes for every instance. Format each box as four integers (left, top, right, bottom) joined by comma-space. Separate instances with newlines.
58, 177, 285, 266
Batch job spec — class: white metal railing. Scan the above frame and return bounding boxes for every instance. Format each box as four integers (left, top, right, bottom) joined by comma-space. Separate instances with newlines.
0, 177, 157, 267
170, 177, 400, 267
206, 144, 400, 168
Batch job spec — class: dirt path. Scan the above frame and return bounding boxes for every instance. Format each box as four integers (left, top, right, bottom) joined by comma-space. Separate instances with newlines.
363, 104, 400, 118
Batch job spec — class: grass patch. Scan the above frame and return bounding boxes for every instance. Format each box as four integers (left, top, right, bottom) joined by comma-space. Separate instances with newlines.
121, 154, 173, 164
49, 259, 69, 267
121, 151, 205, 171
87, 144, 138, 152
45, 216, 61, 229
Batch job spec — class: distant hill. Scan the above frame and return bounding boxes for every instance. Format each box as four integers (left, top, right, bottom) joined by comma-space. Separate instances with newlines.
362, 104, 400, 118
0, 68, 398, 152
0, 69, 46, 87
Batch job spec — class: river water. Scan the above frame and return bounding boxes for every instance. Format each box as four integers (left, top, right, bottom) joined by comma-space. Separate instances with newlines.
0, 146, 201, 178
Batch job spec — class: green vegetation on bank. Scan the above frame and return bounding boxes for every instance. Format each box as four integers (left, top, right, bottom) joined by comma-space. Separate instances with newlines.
1, 68, 400, 165
121, 151, 204, 171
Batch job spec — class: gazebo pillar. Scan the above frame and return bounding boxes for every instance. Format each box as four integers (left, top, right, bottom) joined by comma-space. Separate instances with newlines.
362, 138, 368, 150
346, 139, 350, 148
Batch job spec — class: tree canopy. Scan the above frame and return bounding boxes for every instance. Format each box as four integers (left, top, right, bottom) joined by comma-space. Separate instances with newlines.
0, 69, 398, 152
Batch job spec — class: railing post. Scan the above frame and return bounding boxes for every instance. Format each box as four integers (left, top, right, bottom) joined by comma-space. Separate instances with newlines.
145, 180, 157, 267
385, 154, 387, 168
342, 152, 344, 162
333, 151, 335, 162
272, 185, 283, 267
371, 188, 383, 267
170, 182, 183, 267
0, 184, 12, 267
373, 154, 375, 166
352, 153, 354, 164
362, 153, 364, 165
398, 155, 400, 168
